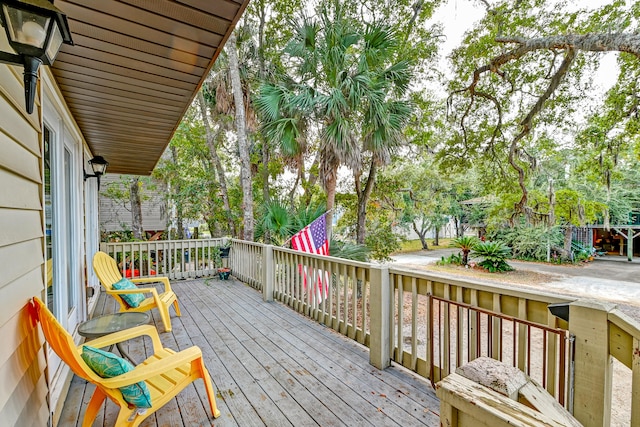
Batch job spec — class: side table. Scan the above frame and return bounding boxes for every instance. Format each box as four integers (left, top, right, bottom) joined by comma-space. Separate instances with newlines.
78, 312, 151, 364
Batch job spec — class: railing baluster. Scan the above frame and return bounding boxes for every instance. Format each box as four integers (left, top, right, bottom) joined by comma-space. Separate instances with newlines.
397, 274, 404, 363
542, 329, 547, 389
630, 338, 640, 427
411, 276, 417, 371
427, 293, 434, 383
341, 264, 348, 335
469, 289, 478, 361
518, 298, 527, 371
492, 294, 501, 360
443, 298, 450, 378
455, 286, 464, 368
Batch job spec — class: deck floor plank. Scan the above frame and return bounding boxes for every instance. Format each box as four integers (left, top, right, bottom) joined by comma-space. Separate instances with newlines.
197, 284, 389, 426
185, 295, 297, 426
61, 277, 440, 426
184, 287, 350, 426
215, 279, 440, 424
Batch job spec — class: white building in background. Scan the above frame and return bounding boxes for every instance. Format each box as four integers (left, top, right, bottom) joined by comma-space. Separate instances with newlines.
99, 174, 167, 237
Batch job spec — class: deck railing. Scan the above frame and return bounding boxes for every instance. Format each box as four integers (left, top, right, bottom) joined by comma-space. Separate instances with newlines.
228, 239, 263, 289
269, 245, 371, 347
387, 267, 572, 406
607, 309, 640, 425
428, 295, 572, 406
100, 238, 227, 280
96, 238, 640, 426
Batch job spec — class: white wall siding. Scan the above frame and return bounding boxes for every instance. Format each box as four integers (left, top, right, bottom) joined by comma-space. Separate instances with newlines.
0, 64, 49, 426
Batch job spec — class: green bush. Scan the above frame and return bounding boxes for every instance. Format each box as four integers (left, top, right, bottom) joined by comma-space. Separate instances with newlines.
472, 241, 513, 273
436, 252, 463, 266
330, 239, 370, 262
364, 222, 402, 262
451, 236, 480, 265
487, 226, 563, 261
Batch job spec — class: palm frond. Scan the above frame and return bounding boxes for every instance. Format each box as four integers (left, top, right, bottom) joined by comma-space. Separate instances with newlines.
330, 239, 370, 262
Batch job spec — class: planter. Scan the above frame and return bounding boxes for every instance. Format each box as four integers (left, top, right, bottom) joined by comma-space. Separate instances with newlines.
219, 247, 231, 258
218, 268, 231, 280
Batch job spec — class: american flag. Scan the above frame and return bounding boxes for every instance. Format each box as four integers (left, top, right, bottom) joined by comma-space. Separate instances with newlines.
291, 214, 329, 255
291, 213, 330, 302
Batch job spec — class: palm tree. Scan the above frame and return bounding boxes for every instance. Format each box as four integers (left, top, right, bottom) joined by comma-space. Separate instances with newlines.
452, 236, 480, 266
257, 3, 413, 243
255, 200, 296, 246
354, 25, 414, 244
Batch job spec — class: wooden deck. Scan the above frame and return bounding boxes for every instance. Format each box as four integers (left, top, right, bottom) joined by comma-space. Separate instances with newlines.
60, 277, 440, 426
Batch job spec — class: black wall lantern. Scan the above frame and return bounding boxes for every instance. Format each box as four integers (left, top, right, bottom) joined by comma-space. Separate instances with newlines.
0, 0, 73, 113
84, 156, 108, 189
548, 302, 570, 322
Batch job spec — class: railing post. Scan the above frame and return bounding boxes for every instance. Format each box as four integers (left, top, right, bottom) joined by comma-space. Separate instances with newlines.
370, 265, 390, 370
570, 299, 615, 427
262, 245, 274, 302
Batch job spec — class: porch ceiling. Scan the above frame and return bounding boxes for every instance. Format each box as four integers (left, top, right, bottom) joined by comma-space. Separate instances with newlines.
51, 0, 250, 175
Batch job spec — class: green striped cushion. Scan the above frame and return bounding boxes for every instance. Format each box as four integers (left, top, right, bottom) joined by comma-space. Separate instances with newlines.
81, 345, 152, 408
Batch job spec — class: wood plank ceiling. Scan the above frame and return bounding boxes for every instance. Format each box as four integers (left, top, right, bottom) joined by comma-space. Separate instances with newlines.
51, 0, 250, 175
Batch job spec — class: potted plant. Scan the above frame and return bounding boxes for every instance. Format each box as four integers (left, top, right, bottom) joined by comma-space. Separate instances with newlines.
219, 245, 231, 259
217, 267, 231, 280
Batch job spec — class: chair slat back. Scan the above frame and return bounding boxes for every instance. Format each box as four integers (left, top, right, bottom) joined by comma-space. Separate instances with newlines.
93, 251, 124, 290
32, 298, 97, 382
45, 258, 53, 288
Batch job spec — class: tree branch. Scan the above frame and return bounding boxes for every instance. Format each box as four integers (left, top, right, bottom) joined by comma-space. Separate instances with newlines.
509, 48, 576, 221
495, 33, 640, 59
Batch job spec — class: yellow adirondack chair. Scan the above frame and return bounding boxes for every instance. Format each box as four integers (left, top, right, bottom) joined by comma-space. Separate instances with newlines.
31, 297, 220, 426
93, 251, 180, 332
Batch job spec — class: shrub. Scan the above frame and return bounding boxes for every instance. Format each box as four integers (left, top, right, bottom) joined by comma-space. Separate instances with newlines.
472, 241, 513, 273
487, 226, 563, 261
451, 236, 480, 265
364, 222, 402, 262
436, 252, 463, 266
329, 239, 370, 262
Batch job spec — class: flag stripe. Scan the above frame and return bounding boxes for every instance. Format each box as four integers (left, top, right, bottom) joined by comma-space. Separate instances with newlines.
291, 213, 329, 302
291, 213, 328, 255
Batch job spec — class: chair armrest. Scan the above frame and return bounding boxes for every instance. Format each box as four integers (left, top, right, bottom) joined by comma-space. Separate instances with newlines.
131, 276, 172, 293
80, 324, 163, 352
106, 287, 156, 295
100, 346, 203, 388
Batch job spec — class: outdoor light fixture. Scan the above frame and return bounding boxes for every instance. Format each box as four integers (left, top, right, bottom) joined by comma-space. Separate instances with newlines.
547, 302, 569, 322
0, 0, 73, 114
84, 156, 108, 189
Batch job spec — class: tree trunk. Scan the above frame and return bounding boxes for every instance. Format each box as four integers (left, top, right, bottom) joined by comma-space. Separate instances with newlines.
303, 155, 319, 206
355, 161, 378, 245
412, 221, 428, 249
461, 249, 470, 266
563, 225, 574, 261
129, 177, 144, 240
228, 33, 254, 240
196, 92, 236, 237
256, 0, 271, 242
453, 216, 461, 238
325, 172, 337, 241
434, 227, 440, 246
548, 179, 556, 227
170, 146, 184, 240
